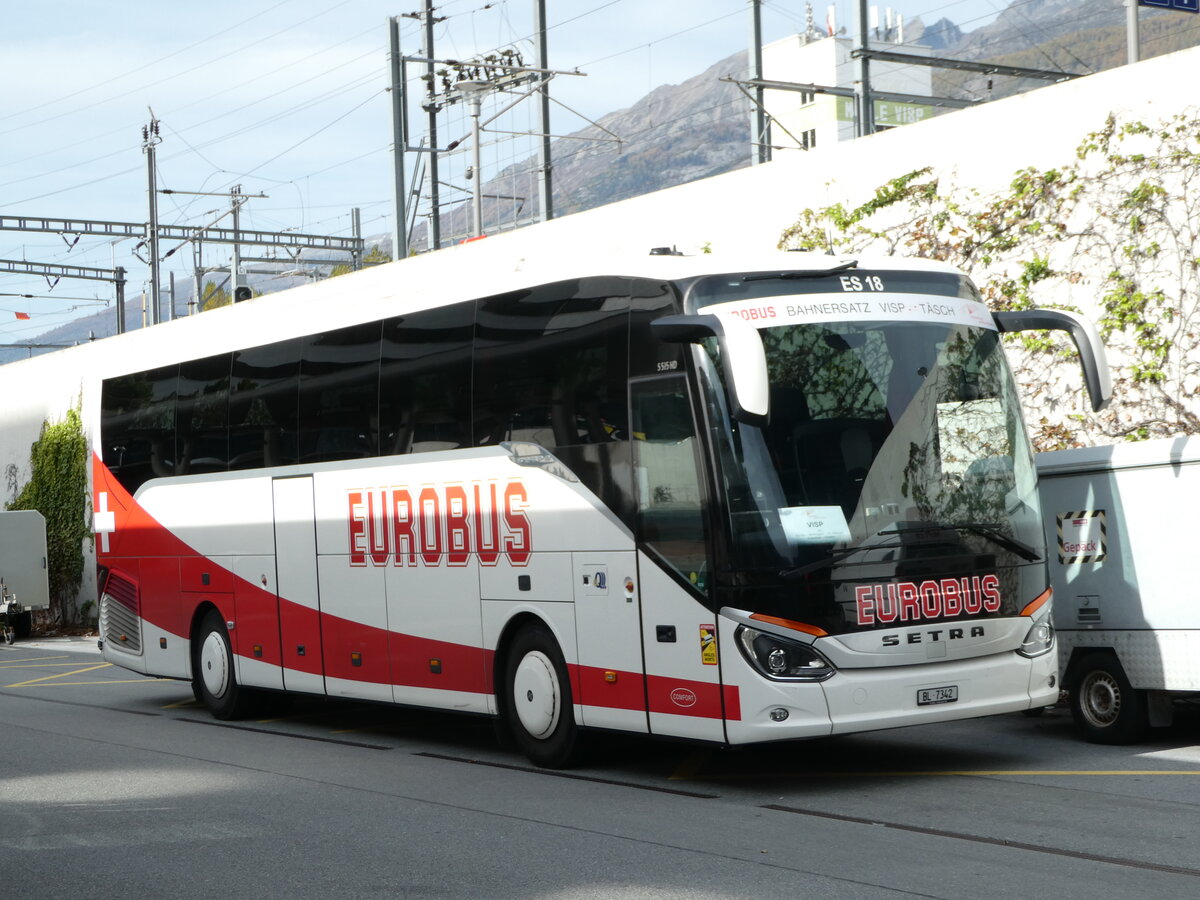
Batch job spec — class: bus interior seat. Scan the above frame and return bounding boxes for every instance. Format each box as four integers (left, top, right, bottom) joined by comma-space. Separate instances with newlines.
791, 418, 887, 514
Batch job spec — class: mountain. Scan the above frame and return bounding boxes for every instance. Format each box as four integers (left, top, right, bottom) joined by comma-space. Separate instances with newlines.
907, 17, 964, 51
928, 0, 1187, 99
421, 50, 750, 244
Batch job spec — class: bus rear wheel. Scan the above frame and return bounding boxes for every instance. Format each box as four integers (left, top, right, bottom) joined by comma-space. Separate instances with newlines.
192, 609, 256, 719
1070, 652, 1148, 744
503, 624, 581, 769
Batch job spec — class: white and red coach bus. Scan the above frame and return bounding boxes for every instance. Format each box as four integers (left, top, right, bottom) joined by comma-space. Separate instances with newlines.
93, 246, 1110, 766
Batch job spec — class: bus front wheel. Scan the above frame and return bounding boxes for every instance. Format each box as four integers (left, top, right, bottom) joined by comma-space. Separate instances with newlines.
1070, 652, 1148, 744
503, 624, 581, 768
192, 609, 255, 719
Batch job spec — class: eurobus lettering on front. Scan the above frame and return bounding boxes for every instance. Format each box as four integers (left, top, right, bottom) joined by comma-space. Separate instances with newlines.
347, 479, 531, 567
854, 575, 1002, 626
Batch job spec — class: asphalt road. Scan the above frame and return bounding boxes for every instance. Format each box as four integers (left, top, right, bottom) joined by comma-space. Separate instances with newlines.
3, 639, 1199, 899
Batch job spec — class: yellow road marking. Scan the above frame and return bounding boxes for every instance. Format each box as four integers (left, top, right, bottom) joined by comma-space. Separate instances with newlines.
7, 662, 113, 688
161, 698, 201, 709
0, 661, 106, 669
18, 678, 175, 686
669, 751, 711, 781
0, 656, 73, 665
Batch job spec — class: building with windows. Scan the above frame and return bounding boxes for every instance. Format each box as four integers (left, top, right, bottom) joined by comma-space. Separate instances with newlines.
761, 16, 934, 153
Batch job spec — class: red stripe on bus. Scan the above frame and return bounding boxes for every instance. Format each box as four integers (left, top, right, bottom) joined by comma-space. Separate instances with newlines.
645, 674, 740, 721
93, 455, 740, 720
572, 664, 648, 712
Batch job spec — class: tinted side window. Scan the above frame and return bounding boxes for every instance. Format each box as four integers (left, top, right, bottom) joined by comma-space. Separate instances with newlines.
474, 278, 630, 450
229, 339, 302, 470
380, 303, 474, 455
100, 364, 178, 494
177, 353, 231, 475
300, 322, 382, 463
632, 375, 709, 594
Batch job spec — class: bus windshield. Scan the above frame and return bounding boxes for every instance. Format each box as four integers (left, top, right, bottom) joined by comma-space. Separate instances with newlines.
694, 285, 1043, 626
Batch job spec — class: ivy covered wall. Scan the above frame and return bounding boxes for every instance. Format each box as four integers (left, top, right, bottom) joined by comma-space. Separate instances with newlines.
777, 112, 1200, 449
5, 407, 91, 625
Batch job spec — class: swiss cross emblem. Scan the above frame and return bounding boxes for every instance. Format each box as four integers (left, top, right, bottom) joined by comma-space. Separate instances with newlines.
94, 491, 116, 552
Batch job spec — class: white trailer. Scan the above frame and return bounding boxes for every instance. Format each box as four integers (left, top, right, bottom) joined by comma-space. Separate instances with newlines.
1037, 436, 1200, 742
0, 509, 50, 640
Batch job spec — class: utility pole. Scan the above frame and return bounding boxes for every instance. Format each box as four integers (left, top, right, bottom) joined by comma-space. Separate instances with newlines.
115, 266, 126, 333
389, 16, 409, 260
748, 0, 770, 164
856, 0, 874, 136
142, 112, 162, 324
533, 0, 553, 221
423, 0, 442, 251
230, 185, 243, 300
192, 241, 203, 316
458, 81, 489, 238
1126, 0, 1141, 64
352, 207, 363, 270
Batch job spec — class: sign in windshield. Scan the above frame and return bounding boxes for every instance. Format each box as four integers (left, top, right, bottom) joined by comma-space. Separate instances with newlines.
699, 291, 996, 332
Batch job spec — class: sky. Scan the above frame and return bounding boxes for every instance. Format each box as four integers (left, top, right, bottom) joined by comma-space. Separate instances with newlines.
0, 0, 1014, 348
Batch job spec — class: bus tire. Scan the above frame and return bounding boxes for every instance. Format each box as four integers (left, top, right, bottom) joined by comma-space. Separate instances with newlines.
192, 609, 255, 720
1070, 652, 1148, 744
504, 624, 580, 768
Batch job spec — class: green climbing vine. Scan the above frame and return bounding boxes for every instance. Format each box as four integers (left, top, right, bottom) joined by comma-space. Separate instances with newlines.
777, 110, 1200, 449
6, 406, 90, 625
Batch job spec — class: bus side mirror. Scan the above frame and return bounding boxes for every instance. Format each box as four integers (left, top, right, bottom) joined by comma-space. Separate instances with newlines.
993, 308, 1112, 413
652, 314, 769, 425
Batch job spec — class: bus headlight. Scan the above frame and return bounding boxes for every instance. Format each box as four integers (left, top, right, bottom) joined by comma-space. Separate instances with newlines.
1018, 609, 1055, 658
735, 626, 835, 682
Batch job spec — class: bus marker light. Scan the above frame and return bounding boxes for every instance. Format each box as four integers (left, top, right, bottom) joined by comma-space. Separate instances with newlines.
604, 671, 617, 683
429, 658, 442, 674
159, 638, 167, 649
749, 613, 827, 637
351, 652, 363, 667
1021, 588, 1053, 617
253, 644, 263, 658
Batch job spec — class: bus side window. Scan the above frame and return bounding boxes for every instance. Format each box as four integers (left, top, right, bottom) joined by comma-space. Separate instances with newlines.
473, 279, 629, 450
300, 321, 382, 463
631, 376, 709, 593
100, 363, 178, 494
176, 353, 231, 476
229, 338, 302, 471
379, 303, 474, 456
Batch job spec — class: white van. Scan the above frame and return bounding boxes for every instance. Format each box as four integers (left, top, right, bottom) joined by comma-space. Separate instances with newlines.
1037, 436, 1200, 742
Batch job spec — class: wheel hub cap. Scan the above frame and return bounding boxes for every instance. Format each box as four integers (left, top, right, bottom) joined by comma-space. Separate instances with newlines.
513, 650, 559, 739
1082, 672, 1120, 727
199, 631, 230, 699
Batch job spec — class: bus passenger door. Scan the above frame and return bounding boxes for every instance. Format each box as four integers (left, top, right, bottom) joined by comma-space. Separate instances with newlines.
272, 476, 326, 694
573, 549, 647, 733
631, 376, 727, 743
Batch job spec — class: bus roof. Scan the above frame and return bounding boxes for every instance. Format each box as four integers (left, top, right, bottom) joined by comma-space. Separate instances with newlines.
0, 241, 968, 385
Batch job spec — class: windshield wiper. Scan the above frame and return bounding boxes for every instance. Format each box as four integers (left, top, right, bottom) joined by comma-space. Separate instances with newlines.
781, 539, 906, 580
957, 522, 1042, 562
880, 522, 1041, 562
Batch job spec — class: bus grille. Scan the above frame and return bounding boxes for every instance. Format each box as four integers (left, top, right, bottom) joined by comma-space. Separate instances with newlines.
100, 572, 143, 654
